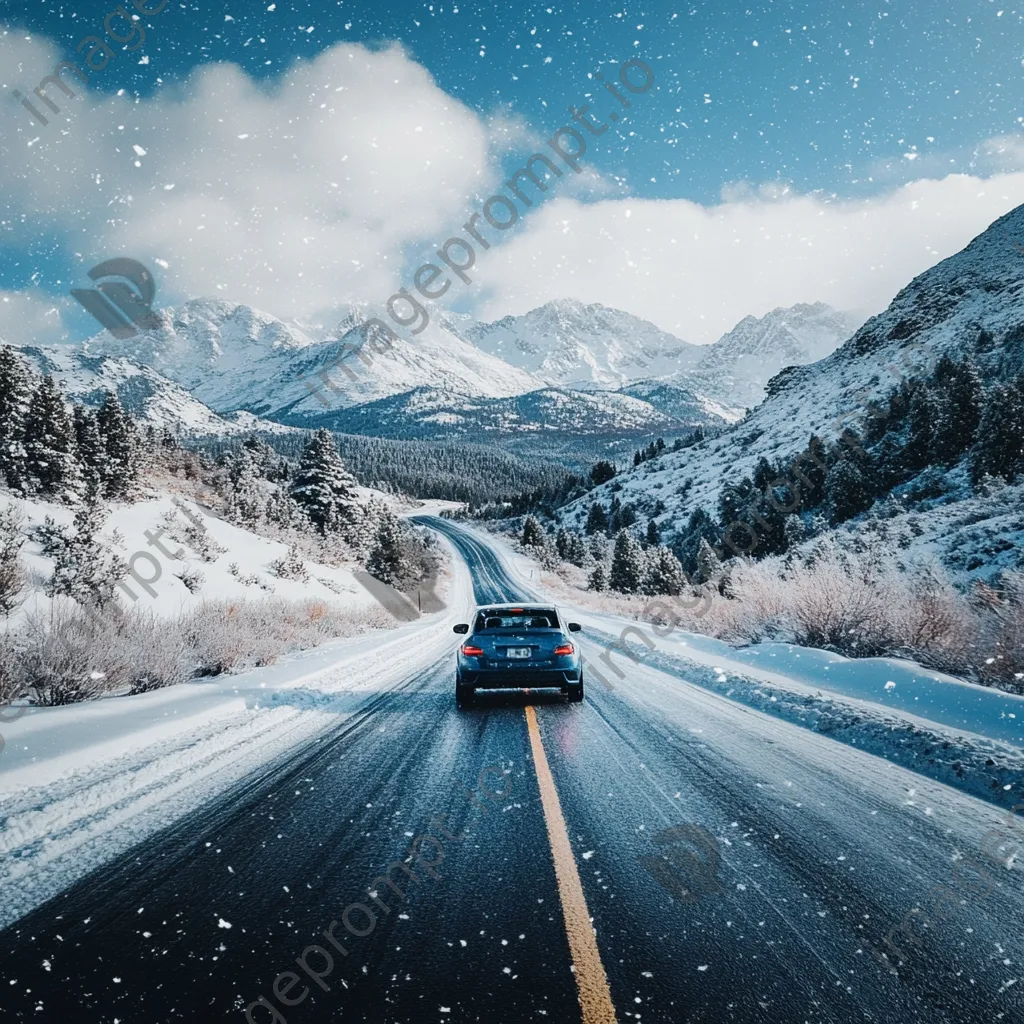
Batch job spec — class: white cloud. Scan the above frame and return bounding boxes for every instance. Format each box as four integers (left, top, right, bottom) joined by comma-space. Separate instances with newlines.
3, 27, 1024, 351
470, 170, 1024, 343
0, 32, 504, 328
0, 289, 68, 346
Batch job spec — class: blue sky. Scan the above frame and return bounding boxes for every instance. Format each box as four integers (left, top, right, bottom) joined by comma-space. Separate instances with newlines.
15, 0, 1024, 199
4, 1, 1024, 343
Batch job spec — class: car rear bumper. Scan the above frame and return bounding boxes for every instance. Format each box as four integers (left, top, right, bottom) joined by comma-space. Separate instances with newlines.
460, 667, 581, 689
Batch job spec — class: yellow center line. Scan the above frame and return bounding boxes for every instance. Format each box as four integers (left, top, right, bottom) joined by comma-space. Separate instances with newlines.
524, 704, 618, 1024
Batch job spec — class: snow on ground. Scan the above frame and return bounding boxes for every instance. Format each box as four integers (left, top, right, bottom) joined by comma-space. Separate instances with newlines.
398, 498, 466, 518
464, 523, 1024, 805
5, 490, 377, 628
0, 531, 474, 930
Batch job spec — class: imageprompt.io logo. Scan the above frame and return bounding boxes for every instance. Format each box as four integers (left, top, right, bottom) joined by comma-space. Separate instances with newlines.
71, 258, 160, 339
353, 567, 445, 623
638, 823, 725, 905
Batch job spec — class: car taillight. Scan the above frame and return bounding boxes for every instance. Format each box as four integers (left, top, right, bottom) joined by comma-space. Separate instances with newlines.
461, 644, 484, 656
553, 643, 575, 656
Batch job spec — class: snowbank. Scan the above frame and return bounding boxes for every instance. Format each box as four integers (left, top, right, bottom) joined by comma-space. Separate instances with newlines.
468, 523, 1024, 806
0, 537, 474, 930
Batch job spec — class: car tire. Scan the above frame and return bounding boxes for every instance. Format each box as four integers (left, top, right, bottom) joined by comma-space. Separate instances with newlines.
455, 679, 474, 708
566, 676, 584, 703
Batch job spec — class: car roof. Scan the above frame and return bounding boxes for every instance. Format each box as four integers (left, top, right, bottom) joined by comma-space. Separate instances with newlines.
476, 603, 556, 612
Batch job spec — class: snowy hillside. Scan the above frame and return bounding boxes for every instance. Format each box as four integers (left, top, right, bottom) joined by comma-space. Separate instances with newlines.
615, 379, 743, 425
456, 298, 703, 386
561, 203, 1024, 540
310, 383, 731, 466
6, 491, 378, 629
675, 302, 861, 410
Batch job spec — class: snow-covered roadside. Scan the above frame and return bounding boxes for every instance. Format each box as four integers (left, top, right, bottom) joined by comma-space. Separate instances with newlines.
0, 536, 474, 930
464, 522, 1024, 806
4, 491, 379, 628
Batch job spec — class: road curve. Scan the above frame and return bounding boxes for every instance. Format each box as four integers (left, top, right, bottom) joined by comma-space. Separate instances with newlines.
1, 519, 1021, 1024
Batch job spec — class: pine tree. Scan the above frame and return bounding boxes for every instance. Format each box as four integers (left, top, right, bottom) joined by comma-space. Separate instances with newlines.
932, 356, 983, 465
783, 514, 807, 549
23, 376, 81, 501
0, 345, 34, 492
752, 456, 774, 493
609, 530, 645, 594
588, 532, 609, 563
645, 545, 686, 596
73, 405, 105, 492
902, 386, 938, 473
266, 488, 304, 529
0, 504, 26, 616
47, 484, 125, 606
290, 429, 360, 535
555, 527, 570, 559
585, 502, 609, 535
588, 563, 607, 592
225, 448, 265, 526
790, 434, 829, 509
96, 390, 140, 500
565, 531, 588, 567
645, 518, 661, 546
590, 460, 616, 485
695, 537, 723, 584
611, 501, 637, 533
522, 515, 545, 547
674, 507, 719, 579
825, 459, 872, 525
366, 515, 414, 586
971, 381, 1024, 484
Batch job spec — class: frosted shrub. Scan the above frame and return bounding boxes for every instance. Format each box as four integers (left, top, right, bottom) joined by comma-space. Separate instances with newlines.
175, 563, 206, 593
0, 633, 23, 705
0, 505, 26, 616
978, 572, 1024, 692
179, 598, 391, 678
183, 518, 226, 563
270, 543, 310, 582
228, 562, 261, 586
4, 594, 394, 704
19, 603, 133, 705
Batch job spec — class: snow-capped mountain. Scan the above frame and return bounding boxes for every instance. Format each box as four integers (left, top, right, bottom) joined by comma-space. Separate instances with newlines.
559, 202, 1024, 543
460, 299, 703, 387
13, 342, 286, 436
675, 302, 862, 410
615, 379, 744, 426
75, 298, 733, 458
84, 298, 544, 421
49, 295, 853, 461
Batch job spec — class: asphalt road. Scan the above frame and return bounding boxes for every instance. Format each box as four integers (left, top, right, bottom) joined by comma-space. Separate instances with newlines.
1, 519, 1022, 1024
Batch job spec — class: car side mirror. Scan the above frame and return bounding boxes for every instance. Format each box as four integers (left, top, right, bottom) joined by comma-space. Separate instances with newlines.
567, 622, 582, 632
453, 623, 469, 634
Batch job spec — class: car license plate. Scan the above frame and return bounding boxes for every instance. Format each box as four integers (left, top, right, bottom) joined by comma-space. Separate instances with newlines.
506, 648, 531, 659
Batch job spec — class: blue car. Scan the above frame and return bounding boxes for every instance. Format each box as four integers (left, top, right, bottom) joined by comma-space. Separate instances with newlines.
452, 604, 584, 707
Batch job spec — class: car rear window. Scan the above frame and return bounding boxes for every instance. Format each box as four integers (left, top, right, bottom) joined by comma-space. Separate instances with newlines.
475, 609, 560, 630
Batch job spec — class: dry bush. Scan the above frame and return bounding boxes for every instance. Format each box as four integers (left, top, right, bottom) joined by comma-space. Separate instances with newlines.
0, 632, 24, 706
550, 537, 1006, 687
0, 504, 27, 616
4, 595, 395, 705
178, 597, 393, 678
19, 604, 134, 705
977, 573, 1024, 692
